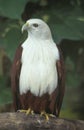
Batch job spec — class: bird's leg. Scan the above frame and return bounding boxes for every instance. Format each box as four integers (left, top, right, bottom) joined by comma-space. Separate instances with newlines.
41, 111, 55, 121
17, 108, 34, 115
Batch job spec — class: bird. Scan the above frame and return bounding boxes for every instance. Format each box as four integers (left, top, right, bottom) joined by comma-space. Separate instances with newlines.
11, 18, 65, 120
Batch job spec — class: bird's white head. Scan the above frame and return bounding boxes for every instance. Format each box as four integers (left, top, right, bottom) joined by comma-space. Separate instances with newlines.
22, 18, 53, 40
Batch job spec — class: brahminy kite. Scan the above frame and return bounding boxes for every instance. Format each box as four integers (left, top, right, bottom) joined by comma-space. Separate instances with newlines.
11, 19, 65, 120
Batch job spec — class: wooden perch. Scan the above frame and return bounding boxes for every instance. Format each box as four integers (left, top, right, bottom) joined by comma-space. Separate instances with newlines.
0, 112, 84, 130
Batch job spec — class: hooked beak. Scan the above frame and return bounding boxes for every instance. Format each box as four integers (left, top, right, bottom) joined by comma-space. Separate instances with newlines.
21, 22, 29, 33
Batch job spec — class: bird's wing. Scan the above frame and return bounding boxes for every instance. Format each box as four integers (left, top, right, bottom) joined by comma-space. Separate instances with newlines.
55, 45, 65, 116
11, 44, 23, 111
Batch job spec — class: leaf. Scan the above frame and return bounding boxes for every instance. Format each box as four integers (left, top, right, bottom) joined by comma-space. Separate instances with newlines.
32, 6, 84, 42
0, 76, 12, 105
0, 88, 12, 105
4, 27, 22, 59
0, 0, 29, 19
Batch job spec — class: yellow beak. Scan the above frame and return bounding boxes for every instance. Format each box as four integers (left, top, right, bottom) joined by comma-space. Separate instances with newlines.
21, 22, 29, 33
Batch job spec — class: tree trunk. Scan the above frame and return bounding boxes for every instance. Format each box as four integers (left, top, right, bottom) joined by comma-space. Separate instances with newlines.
0, 112, 84, 130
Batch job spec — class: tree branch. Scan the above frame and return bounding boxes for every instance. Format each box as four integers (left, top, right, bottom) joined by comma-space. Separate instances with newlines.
0, 112, 84, 130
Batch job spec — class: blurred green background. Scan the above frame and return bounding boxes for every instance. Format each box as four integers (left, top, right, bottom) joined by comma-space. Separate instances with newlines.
0, 0, 84, 120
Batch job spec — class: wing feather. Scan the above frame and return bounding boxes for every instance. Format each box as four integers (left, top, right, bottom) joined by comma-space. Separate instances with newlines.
11, 44, 22, 111
55, 45, 65, 116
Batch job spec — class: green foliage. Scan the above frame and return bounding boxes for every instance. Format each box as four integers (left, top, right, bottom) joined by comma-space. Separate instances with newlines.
60, 109, 78, 119
65, 56, 80, 88
33, 7, 84, 42
0, 0, 28, 19
4, 25, 22, 58
0, 19, 27, 59
0, 0, 39, 19
0, 76, 12, 105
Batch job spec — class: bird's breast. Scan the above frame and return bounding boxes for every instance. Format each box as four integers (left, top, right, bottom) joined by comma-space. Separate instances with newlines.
19, 41, 59, 96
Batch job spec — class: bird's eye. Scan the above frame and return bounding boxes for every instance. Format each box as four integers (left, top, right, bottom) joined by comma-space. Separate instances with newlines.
33, 23, 38, 27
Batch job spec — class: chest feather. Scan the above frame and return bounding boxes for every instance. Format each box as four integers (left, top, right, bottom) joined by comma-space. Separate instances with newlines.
19, 40, 59, 96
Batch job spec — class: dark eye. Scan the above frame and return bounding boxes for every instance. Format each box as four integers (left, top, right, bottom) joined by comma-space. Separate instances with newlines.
33, 23, 38, 27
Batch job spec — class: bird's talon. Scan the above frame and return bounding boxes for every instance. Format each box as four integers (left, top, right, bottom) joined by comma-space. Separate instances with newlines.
26, 108, 34, 115
31, 110, 34, 115
41, 111, 55, 121
17, 109, 27, 113
17, 108, 34, 115
41, 111, 49, 121
49, 114, 56, 118
26, 108, 31, 115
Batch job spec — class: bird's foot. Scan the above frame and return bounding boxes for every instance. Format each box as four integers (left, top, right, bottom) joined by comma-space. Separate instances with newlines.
41, 111, 55, 121
17, 108, 34, 115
